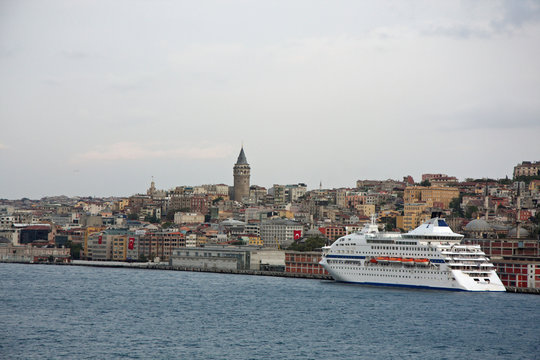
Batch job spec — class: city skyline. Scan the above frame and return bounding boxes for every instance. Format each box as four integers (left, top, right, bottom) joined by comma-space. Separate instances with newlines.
1, 1, 540, 199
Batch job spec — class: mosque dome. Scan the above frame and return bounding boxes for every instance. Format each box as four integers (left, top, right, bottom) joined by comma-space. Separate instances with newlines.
221, 219, 246, 227
508, 227, 530, 238
305, 228, 323, 237
464, 219, 493, 232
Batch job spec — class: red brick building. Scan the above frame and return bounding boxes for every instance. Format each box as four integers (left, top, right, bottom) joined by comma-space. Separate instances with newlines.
285, 251, 328, 275
463, 238, 540, 289
493, 261, 540, 289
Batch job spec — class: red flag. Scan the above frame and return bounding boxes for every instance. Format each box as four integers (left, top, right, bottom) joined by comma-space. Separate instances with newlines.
293, 230, 302, 240
128, 237, 135, 250
98, 235, 102, 245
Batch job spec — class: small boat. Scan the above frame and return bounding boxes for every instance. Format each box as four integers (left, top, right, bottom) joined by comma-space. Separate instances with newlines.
369, 258, 378, 264
388, 257, 402, 263
414, 258, 430, 266
376, 256, 389, 263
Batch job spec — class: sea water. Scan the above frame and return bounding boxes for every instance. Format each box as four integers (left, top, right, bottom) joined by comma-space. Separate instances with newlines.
1, 263, 538, 359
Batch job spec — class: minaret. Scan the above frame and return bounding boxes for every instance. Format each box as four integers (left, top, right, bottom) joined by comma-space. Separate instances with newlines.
233, 147, 250, 202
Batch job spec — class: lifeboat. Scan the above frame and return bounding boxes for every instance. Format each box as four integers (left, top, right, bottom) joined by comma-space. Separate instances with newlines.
388, 257, 402, 264
414, 258, 430, 266
402, 258, 414, 266
369, 258, 378, 264
376, 256, 389, 264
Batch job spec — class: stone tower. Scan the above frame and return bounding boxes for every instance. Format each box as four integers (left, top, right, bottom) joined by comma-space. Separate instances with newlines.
233, 147, 250, 202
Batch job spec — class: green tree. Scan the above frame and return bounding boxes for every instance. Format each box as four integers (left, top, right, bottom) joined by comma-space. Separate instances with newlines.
144, 214, 159, 223
66, 241, 82, 260
498, 176, 512, 185
420, 179, 431, 187
449, 196, 464, 217
381, 217, 396, 231
514, 175, 540, 184
138, 254, 148, 262
128, 213, 139, 220
161, 221, 174, 229
465, 205, 478, 219
287, 237, 327, 252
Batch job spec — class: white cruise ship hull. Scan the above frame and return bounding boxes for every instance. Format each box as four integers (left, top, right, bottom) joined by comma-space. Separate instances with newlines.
320, 216, 506, 292
320, 257, 505, 291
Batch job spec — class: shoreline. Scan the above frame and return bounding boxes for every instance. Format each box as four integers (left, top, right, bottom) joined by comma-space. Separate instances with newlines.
0, 259, 333, 281
2, 260, 539, 294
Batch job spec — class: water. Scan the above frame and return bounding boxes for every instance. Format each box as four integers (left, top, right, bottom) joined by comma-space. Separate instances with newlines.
1, 263, 539, 359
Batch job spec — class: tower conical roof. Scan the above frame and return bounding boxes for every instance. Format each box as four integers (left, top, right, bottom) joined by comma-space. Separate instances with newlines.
236, 147, 248, 165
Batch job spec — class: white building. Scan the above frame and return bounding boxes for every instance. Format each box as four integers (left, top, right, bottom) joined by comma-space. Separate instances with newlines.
260, 219, 303, 248
174, 212, 205, 224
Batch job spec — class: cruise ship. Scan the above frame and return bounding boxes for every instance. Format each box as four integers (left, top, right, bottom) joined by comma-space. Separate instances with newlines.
319, 214, 506, 291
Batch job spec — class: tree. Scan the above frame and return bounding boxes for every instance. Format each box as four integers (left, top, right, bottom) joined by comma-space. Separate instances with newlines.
161, 221, 174, 229
514, 175, 540, 184
66, 241, 82, 260
144, 214, 159, 223
465, 205, 478, 219
498, 176, 512, 185
380, 216, 396, 231
128, 213, 139, 220
287, 237, 327, 252
420, 180, 431, 187
138, 254, 148, 262
449, 196, 464, 217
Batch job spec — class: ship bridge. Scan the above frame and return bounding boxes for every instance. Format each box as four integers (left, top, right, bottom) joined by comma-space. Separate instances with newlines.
402, 218, 463, 243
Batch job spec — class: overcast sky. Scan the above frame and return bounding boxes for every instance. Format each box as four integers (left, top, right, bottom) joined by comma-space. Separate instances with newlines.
1, 0, 540, 199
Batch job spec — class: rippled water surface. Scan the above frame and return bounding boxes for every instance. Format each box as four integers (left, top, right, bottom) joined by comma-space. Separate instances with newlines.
1, 263, 539, 359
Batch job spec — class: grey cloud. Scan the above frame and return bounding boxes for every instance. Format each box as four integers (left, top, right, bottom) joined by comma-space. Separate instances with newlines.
422, 0, 540, 39
491, 0, 540, 31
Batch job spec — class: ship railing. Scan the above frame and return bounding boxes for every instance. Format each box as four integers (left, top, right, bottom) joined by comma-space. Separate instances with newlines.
452, 257, 488, 262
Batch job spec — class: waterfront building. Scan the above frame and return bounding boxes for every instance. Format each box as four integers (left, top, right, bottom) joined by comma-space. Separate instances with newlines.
493, 261, 540, 289
462, 237, 540, 289
0, 243, 71, 263
233, 147, 250, 202
170, 246, 251, 271
285, 251, 328, 275
139, 231, 185, 261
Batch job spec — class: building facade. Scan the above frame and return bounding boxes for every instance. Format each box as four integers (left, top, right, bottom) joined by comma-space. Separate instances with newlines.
260, 219, 303, 248
170, 246, 251, 271
285, 251, 329, 275
514, 161, 540, 178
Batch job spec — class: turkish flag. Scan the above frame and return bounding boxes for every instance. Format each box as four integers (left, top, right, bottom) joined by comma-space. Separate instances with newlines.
128, 237, 135, 250
98, 236, 102, 245
293, 230, 302, 240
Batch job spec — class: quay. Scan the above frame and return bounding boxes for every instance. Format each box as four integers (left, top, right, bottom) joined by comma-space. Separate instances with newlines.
36, 260, 334, 281
3, 260, 540, 293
